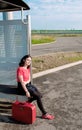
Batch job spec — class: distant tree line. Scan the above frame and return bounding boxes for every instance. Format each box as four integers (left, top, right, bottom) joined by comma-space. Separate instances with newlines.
32, 30, 82, 34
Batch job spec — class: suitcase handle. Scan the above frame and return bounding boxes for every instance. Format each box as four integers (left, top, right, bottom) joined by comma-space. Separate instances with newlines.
19, 102, 26, 106
18, 102, 26, 110
18, 102, 30, 105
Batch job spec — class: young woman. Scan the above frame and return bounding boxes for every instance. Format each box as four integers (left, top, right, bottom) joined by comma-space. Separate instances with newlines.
16, 54, 54, 120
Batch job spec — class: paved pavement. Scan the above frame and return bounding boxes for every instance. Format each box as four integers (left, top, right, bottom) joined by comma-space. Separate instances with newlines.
0, 61, 82, 130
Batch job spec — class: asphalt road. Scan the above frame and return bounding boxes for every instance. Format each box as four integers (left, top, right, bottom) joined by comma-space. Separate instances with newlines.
32, 37, 82, 56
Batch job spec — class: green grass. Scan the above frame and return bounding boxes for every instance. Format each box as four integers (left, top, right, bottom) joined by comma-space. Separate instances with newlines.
32, 35, 55, 44
31, 32, 82, 45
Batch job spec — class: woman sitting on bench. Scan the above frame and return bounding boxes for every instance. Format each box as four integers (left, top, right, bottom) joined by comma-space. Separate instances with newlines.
16, 54, 54, 120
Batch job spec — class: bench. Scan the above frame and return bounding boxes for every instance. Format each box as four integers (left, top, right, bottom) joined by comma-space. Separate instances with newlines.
0, 84, 26, 98
0, 84, 18, 95
0, 84, 27, 114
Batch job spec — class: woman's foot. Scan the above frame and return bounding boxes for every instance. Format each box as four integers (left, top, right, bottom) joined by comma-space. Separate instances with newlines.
42, 113, 55, 120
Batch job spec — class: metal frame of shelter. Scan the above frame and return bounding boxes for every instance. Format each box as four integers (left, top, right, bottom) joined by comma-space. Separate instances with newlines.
0, 0, 32, 85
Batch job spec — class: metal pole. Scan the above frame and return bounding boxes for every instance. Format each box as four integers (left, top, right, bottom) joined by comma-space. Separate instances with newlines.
3, 12, 13, 20
27, 15, 31, 55
26, 15, 33, 83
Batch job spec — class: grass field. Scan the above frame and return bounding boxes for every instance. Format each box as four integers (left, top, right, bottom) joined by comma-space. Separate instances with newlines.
32, 52, 82, 73
32, 30, 82, 44
32, 34, 55, 44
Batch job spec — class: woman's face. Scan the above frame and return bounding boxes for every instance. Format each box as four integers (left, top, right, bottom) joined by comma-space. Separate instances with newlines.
25, 57, 31, 66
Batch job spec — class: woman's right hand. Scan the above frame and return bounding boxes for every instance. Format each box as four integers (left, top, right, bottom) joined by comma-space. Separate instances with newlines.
26, 91, 31, 98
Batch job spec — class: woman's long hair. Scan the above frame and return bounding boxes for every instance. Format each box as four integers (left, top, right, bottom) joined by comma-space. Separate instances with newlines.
19, 54, 31, 68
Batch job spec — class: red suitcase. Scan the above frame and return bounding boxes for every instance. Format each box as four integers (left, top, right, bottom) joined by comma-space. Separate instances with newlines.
12, 101, 36, 124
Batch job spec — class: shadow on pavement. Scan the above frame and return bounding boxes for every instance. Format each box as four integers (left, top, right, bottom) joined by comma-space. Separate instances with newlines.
0, 114, 28, 125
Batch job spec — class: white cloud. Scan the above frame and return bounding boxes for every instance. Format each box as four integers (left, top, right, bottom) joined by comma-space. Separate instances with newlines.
27, 0, 82, 15
23, 0, 82, 29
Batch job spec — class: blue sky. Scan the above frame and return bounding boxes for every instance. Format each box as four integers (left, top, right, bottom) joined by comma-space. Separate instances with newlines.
25, 0, 82, 30
0, 0, 82, 30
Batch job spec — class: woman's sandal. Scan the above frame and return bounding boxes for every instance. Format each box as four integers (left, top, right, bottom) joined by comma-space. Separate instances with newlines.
42, 113, 55, 120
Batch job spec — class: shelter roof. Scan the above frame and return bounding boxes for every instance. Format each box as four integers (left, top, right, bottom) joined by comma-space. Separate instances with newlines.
0, 0, 30, 12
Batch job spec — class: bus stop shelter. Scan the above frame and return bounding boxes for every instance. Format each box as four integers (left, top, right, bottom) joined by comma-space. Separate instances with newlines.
0, 0, 31, 85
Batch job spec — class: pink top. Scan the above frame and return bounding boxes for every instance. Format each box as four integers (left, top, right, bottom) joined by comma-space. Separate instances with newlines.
17, 67, 30, 82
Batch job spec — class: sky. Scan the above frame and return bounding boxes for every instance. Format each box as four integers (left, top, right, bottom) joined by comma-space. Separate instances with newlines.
25, 0, 82, 30
0, 0, 82, 30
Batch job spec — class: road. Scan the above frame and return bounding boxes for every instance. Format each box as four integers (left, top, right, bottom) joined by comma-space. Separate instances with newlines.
31, 37, 82, 56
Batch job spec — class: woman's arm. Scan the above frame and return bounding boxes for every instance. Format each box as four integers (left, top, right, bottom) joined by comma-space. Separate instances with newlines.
18, 75, 31, 97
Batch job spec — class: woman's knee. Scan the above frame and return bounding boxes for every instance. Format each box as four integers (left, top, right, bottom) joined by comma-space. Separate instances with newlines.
36, 92, 43, 98
36, 94, 43, 100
